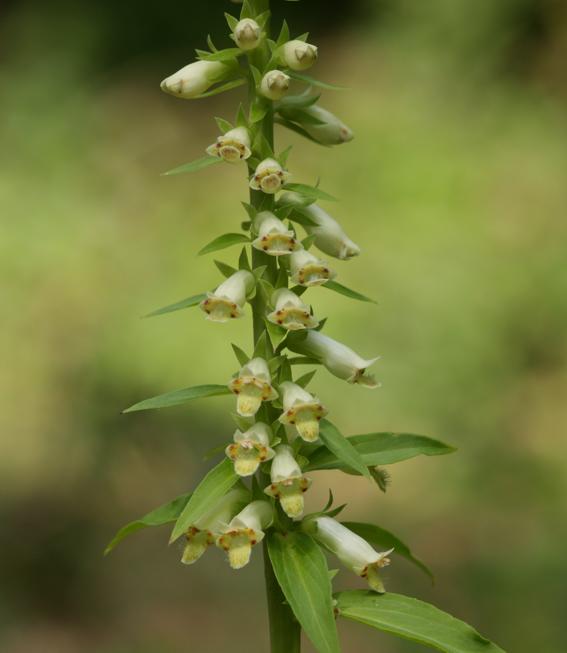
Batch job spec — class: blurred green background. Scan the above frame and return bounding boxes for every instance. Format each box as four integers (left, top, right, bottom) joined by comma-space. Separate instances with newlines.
1, 0, 567, 651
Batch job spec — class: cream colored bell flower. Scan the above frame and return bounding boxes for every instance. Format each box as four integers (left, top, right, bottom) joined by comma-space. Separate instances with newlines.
260, 70, 291, 100
289, 249, 335, 287
278, 381, 327, 442
160, 60, 230, 99
289, 330, 379, 388
217, 501, 273, 569
267, 288, 319, 331
233, 18, 262, 51
281, 40, 318, 71
228, 357, 278, 417
181, 489, 249, 565
199, 270, 255, 323
281, 191, 360, 260
264, 445, 311, 519
252, 212, 301, 256
249, 158, 290, 194
206, 126, 251, 163
309, 517, 393, 593
225, 423, 275, 477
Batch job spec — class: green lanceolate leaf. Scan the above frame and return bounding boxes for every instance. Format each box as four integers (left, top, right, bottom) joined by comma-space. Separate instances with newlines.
162, 156, 222, 176
200, 47, 243, 62
123, 384, 231, 413
287, 71, 346, 91
335, 591, 505, 653
231, 343, 250, 366
145, 293, 206, 318
283, 183, 337, 202
342, 522, 433, 582
306, 432, 456, 472
170, 459, 240, 543
295, 369, 317, 388
214, 260, 237, 278
104, 492, 191, 554
195, 78, 247, 99
198, 233, 250, 256
215, 116, 233, 133
319, 420, 372, 480
323, 280, 377, 304
268, 531, 340, 653
275, 116, 329, 146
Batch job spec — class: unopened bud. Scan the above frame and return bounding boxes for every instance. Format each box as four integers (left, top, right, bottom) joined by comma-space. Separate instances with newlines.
281, 40, 318, 71
260, 70, 291, 101
233, 18, 262, 51
160, 60, 229, 99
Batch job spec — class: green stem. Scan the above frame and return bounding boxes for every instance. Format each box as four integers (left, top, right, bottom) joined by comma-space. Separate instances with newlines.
247, 6, 300, 649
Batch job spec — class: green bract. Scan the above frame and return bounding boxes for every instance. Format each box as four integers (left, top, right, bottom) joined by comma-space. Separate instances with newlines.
108, 1, 506, 652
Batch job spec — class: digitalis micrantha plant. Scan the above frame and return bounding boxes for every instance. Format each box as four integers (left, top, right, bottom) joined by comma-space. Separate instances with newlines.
106, 2, 505, 652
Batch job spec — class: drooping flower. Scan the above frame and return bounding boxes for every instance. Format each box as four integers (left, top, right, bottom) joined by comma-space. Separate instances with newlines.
251, 212, 301, 256
308, 517, 393, 593
217, 501, 273, 569
249, 158, 290, 194
228, 357, 278, 417
260, 70, 291, 101
225, 423, 275, 477
289, 330, 379, 388
281, 192, 360, 260
233, 18, 262, 51
199, 270, 255, 323
277, 381, 328, 442
160, 60, 230, 99
296, 105, 354, 146
289, 249, 336, 287
281, 40, 318, 71
181, 489, 249, 565
206, 126, 251, 163
264, 445, 311, 519
267, 288, 319, 331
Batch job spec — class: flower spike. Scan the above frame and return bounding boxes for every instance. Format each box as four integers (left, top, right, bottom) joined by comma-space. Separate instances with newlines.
267, 288, 319, 331
228, 357, 278, 417
199, 270, 255, 323
308, 517, 393, 593
249, 158, 290, 194
289, 330, 380, 387
264, 445, 312, 519
206, 126, 252, 163
290, 249, 336, 287
278, 381, 328, 442
225, 423, 275, 477
217, 501, 273, 569
160, 60, 230, 99
181, 489, 249, 565
252, 212, 301, 256
282, 192, 360, 260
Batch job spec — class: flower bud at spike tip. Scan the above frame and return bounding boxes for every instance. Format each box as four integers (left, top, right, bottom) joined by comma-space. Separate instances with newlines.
181, 489, 248, 565
233, 18, 262, 51
281, 192, 360, 260
267, 288, 319, 331
228, 357, 278, 417
217, 501, 273, 569
249, 158, 290, 195
281, 40, 318, 71
199, 270, 254, 323
290, 249, 336, 287
260, 70, 291, 101
225, 423, 275, 477
278, 381, 328, 442
160, 60, 229, 99
289, 330, 380, 388
252, 212, 301, 256
307, 517, 393, 593
264, 445, 312, 519
206, 127, 251, 163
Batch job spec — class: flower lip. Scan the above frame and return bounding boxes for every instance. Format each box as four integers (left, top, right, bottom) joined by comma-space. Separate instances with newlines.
289, 249, 336, 287
225, 423, 276, 477
263, 445, 312, 519
206, 127, 252, 163
216, 501, 273, 569
252, 212, 300, 256
199, 270, 254, 323
278, 381, 328, 442
249, 158, 290, 195
267, 289, 319, 331
228, 357, 278, 417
